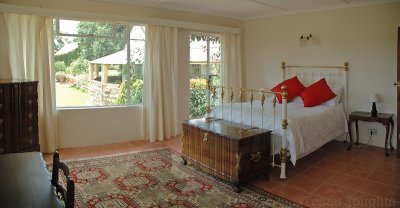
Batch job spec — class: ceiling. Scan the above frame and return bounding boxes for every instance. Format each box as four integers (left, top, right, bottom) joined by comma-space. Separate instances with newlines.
92, 0, 398, 20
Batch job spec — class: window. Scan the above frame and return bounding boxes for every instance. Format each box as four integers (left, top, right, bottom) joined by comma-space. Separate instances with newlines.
54, 19, 145, 107
189, 34, 221, 118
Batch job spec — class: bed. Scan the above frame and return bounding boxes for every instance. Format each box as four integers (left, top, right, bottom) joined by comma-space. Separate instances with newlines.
205, 61, 349, 179
209, 99, 348, 165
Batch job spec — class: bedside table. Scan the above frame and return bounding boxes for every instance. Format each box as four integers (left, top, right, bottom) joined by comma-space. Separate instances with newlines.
347, 111, 394, 156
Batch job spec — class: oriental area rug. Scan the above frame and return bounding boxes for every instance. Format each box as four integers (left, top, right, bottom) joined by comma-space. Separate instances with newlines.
48, 148, 303, 208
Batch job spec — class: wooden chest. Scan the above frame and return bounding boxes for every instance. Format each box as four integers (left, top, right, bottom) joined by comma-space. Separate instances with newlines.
182, 118, 271, 192
0, 79, 39, 154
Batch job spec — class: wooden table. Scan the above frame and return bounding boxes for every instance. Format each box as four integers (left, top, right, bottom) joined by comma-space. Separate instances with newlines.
0, 152, 63, 208
182, 118, 271, 192
347, 111, 394, 156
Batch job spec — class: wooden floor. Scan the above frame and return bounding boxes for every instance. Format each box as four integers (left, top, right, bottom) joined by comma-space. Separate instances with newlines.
44, 138, 400, 208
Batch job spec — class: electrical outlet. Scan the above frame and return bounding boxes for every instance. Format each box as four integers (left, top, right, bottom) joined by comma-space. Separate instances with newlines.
368, 128, 377, 135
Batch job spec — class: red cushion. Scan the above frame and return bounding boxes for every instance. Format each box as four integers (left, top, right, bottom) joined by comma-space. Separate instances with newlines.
300, 78, 336, 107
271, 76, 306, 103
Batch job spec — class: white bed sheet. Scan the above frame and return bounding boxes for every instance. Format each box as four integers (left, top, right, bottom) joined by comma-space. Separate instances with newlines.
209, 99, 348, 165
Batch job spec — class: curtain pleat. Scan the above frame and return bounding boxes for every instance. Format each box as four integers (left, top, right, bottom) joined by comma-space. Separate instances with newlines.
1, 13, 58, 153
142, 25, 179, 142
221, 33, 242, 93
36, 17, 58, 153
0, 15, 12, 79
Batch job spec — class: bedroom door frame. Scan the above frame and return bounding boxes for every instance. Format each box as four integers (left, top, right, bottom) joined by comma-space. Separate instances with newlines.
397, 27, 400, 158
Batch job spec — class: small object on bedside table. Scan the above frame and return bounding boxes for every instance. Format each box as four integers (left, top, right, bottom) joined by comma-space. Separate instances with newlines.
369, 93, 379, 117
347, 111, 394, 156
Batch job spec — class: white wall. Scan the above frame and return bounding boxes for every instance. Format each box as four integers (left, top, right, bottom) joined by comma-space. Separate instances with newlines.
0, 0, 242, 148
57, 106, 142, 148
244, 2, 400, 148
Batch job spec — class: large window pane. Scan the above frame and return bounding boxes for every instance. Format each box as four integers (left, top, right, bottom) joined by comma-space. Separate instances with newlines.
58, 19, 128, 39
58, 19, 79, 35
189, 34, 221, 118
54, 19, 144, 107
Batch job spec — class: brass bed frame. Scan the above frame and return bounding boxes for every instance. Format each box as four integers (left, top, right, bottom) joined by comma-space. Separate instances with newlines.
204, 61, 349, 180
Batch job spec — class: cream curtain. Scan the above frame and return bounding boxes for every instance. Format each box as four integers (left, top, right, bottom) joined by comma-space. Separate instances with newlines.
0, 15, 12, 78
221, 32, 242, 90
141, 25, 179, 142
0, 13, 57, 153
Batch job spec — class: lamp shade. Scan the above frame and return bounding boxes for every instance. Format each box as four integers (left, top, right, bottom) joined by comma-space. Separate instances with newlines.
369, 93, 379, 103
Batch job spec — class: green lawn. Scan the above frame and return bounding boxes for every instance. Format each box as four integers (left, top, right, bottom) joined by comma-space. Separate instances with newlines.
56, 83, 89, 107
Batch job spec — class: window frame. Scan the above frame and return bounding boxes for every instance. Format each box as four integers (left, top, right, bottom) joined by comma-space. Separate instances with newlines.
54, 18, 145, 109
189, 32, 221, 118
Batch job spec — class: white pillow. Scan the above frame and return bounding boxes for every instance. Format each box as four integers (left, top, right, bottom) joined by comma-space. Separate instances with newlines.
322, 86, 343, 106
291, 96, 303, 104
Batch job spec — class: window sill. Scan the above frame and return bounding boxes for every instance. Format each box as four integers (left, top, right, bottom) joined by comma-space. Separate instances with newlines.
56, 104, 142, 111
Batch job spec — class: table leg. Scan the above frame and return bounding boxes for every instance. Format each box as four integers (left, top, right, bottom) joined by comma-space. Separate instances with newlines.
396, 118, 400, 158
389, 117, 395, 150
355, 120, 360, 145
347, 119, 353, 150
384, 122, 390, 156
233, 181, 243, 193
181, 156, 188, 165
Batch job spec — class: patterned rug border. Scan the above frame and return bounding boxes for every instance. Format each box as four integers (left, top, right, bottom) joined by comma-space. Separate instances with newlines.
48, 147, 304, 208
46, 147, 172, 164
168, 148, 304, 208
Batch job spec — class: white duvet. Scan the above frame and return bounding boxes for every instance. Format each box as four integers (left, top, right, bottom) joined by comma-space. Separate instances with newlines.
209, 100, 348, 165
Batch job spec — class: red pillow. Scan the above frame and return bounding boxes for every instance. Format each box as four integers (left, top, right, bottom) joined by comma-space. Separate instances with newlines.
300, 78, 336, 107
271, 76, 306, 103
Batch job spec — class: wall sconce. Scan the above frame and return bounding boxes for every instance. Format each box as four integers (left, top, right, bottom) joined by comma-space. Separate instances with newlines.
300, 34, 312, 40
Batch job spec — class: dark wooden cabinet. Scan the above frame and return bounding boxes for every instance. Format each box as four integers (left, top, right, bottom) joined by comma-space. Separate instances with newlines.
0, 79, 39, 153
182, 118, 271, 192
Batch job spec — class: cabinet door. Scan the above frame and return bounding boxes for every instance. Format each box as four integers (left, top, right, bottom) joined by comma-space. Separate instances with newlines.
29, 82, 39, 150
0, 84, 13, 153
18, 82, 38, 151
18, 83, 28, 150
10, 83, 20, 152
0, 85, 4, 153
